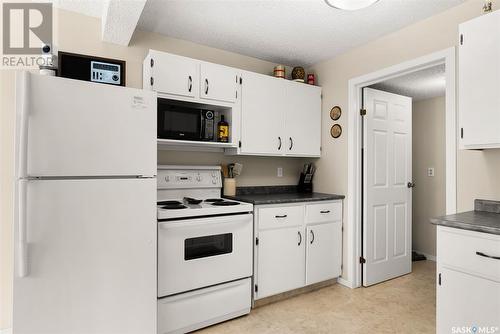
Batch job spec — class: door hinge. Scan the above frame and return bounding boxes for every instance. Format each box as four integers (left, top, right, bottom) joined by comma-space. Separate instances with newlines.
238, 140, 242, 148
461, 128, 464, 139
255, 237, 259, 246
438, 273, 442, 286
150, 58, 154, 67
359, 256, 366, 264
460, 34, 463, 45
150, 77, 154, 86
239, 77, 242, 85
360, 109, 367, 116
254, 284, 258, 293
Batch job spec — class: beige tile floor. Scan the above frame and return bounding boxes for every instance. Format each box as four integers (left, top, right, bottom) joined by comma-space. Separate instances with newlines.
197, 260, 436, 334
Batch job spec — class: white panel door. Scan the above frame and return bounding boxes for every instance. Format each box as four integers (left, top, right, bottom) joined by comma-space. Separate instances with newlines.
150, 50, 199, 99
256, 227, 305, 299
305, 222, 342, 285
200, 62, 238, 103
17, 72, 156, 177
284, 82, 321, 157
240, 71, 285, 155
13, 178, 157, 334
437, 267, 500, 333
363, 88, 412, 286
459, 11, 500, 148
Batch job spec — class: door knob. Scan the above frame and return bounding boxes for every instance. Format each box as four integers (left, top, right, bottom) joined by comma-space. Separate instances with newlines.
407, 182, 416, 188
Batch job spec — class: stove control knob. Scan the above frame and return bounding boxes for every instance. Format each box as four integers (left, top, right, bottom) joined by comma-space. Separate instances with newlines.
196, 175, 202, 182
165, 176, 170, 182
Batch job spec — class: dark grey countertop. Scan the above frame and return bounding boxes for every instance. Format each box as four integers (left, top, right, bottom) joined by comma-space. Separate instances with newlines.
430, 199, 500, 235
224, 185, 345, 205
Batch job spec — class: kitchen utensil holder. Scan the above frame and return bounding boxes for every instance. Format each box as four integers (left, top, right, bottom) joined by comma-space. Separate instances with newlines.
223, 178, 236, 196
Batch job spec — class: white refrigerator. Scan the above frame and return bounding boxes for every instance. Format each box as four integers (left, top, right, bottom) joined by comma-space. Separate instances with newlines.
13, 72, 157, 334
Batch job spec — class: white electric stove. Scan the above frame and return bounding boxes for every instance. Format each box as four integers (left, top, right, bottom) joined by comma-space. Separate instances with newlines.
156, 165, 253, 334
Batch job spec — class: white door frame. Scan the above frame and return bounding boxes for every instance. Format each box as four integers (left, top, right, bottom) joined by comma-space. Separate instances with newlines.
345, 47, 457, 289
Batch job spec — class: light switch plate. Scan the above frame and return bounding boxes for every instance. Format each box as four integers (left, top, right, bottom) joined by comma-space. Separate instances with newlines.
427, 167, 435, 177
277, 167, 283, 177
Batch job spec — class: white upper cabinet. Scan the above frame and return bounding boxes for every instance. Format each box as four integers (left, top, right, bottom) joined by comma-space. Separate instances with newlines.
459, 11, 500, 149
143, 50, 321, 156
200, 62, 239, 104
144, 50, 199, 99
239, 71, 285, 155
284, 81, 322, 156
236, 71, 321, 157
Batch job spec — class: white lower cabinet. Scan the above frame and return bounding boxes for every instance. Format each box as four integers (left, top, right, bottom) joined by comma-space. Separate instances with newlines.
254, 201, 343, 300
437, 267, 500, 334
257, 227, 305, 299
306, 222, 342, 285
437, 226, 500, 333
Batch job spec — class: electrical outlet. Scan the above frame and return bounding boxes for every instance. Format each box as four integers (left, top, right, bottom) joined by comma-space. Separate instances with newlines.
277, 167, 283, 177
427, 167, 435, 177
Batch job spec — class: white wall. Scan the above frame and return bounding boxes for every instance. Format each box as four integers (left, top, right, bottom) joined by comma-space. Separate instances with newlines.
308, 0, 500, 283
412, 96, 446, 258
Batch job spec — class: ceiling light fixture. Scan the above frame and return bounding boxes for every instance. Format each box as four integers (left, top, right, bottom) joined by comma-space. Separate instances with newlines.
325, 0, 380, 11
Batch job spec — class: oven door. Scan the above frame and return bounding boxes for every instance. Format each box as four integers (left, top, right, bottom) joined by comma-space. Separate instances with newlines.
158, 213, 253, 297
157, 100, 202, 141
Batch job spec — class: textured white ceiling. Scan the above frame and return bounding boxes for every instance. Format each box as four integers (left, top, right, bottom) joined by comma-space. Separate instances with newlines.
370, 64, 446, 102
138, 0, 466, 66
53, 0, 466, 66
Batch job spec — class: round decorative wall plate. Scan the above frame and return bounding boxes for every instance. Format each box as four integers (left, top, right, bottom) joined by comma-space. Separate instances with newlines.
330, 106, 342, 121
330, 124, 342, 138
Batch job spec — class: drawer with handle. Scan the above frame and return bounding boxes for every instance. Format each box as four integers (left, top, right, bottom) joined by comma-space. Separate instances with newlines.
306, 201, 342, 223
258, 205, 304, 230
437, 226, 500, 282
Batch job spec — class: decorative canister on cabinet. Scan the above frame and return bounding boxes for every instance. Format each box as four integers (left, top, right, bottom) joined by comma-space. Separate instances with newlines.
273, 65, 286, 79
307, 74, 315, 85
292, 66, 305, 82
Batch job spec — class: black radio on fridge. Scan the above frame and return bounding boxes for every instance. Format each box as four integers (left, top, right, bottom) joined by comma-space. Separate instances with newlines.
157, 99, 215, 141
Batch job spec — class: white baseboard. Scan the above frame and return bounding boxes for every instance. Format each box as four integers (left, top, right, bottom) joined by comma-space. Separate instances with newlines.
414, 250, 436, 262
337, 277, 356, 289
0, 328, 12, 334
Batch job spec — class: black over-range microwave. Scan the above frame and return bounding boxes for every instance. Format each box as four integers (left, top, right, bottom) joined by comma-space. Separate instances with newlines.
157, 99, 215, 141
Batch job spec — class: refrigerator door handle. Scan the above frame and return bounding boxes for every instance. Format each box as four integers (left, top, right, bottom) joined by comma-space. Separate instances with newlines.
17, 180, 28, 277
17, 72, 30, 179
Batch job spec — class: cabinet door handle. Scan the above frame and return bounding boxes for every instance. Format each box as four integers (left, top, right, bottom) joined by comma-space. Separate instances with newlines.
476, 251, 500, 260
310, 230, 315, 244
320, 210, 330, 214
289, 137, 293, 150
278, 137, 282, 150
205, 78, 209, 95
275, 214, 287, 218
298, 231, 302, 246
188, 76, 192, 92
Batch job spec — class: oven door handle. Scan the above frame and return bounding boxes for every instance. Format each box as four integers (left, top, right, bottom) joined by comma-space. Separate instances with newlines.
158, 213, 252, 230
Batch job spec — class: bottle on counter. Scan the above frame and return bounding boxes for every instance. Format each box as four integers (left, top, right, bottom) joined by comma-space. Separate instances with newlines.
217, 115, 229, 142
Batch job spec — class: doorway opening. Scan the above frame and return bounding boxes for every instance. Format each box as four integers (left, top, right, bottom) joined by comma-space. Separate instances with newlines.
345, 48, 456, 289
